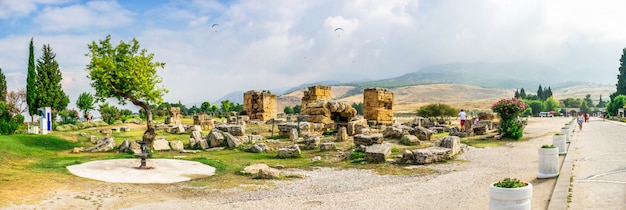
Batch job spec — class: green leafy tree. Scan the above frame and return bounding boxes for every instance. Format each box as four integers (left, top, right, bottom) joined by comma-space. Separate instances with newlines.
607, 95, 626, 116
525, 100, 545, 116
76, 92, 96, 120
201, 102, 211, 113
86, 35, 168, 150
98, 103, 120, 125
293, 104, 302, 114
351, 102, 364, 115
211, 104, 219, 113
416, 103, 457, 120
0, 67, 6, 102
584, 94, 594, 108
220, 100, 233, 113
580, 101, 591, 114
563, 98, 583, 108
544, 96, 559, 112
35, 43, 70, 124
611, 47, 626, 100
284, 106, 294, 114
26, 38, 37, 122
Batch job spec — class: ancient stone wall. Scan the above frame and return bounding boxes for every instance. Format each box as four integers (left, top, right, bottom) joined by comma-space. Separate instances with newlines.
244, 90, 277, 122
166, 107, 181, 125
193, 113, 214, 130
301, 85, 332, 110
363, 88, 394, 122
302, 101, 357, 124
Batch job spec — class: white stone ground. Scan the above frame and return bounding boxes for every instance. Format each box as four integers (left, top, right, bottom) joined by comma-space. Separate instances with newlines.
3, 117, 570, 210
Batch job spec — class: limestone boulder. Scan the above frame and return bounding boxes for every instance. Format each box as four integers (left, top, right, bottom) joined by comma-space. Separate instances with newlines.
320, 142, 336, 151
353, 133, 384, 147
258, 168, 281, 179
303, 136, 320, 150
209, 130, 225, 148
153, 137, 171, 151
400, 135, 421, 146
86, 137, 115, 152
365, 143, 391, 163
249, 143, 269, 153
224, 132, 243, 148
169, 140, 184, 151
277, 145, 301, 158
439, 136, 461, 158
413, 126, 434, 141
336, 127, 349, 142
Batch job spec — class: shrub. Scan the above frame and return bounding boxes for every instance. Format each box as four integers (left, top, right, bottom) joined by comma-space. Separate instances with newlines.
350, 150, 366, 160
493, 178, 527, 188
492, 98, 528, 140
541, 144, 556, 148
99, 103, 120, 125
58, 109, 80, 125
0, 102, 24, 135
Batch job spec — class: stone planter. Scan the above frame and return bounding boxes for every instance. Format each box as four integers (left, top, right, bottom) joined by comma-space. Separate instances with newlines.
537, 147, 559, 178
489, 181, 533, 210
560, 127, 570, 143
552, 134, 567, 155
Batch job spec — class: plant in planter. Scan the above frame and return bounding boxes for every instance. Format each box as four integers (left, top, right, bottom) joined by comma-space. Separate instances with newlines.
491, 98, 528, 140
538, 144, 559, 178
489, 178, 532, 209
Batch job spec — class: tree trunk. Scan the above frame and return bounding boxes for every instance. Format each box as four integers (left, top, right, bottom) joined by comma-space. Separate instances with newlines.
142, 107, 156, 151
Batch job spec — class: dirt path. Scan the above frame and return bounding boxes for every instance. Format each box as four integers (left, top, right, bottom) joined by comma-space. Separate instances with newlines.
3, 117, 571, 210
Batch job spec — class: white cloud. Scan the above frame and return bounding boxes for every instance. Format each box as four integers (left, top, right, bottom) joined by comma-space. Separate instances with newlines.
0, 0, 73, 18
33, 0, 133, 32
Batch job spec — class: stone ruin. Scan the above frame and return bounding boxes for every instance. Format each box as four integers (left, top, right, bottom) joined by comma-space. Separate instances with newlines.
165, 107, 182, 125
244, 90, 277, 122
193, 113, 214, 131
302, 100, 358, 124
301, 85, 332, 110
363, 88, 394, 124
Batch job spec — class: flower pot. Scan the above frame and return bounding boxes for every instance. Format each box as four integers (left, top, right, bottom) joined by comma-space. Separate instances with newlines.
552, 135, 567, 155
537, 147, 559, 178
560, 127, 570, 143
489, 181, 533, 210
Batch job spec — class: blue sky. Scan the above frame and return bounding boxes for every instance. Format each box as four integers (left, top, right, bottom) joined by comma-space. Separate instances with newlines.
1, 0, 626, 110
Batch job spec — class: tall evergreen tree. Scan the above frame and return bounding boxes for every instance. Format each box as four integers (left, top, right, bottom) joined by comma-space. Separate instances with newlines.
546, 86, 553, 99
611, 47, 626, 100
597, 95, 607, 108
520, 88, 527, 99
0, 67, 6, 102
26, 38, 37, 122
35, 44, 69, 120
514, 89, 520, 98
537, 85, 544, 100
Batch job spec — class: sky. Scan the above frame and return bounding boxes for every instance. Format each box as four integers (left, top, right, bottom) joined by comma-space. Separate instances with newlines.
1, 0, 626, 111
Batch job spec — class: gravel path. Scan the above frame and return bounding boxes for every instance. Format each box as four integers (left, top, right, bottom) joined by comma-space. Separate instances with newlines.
4, 117, 571, 210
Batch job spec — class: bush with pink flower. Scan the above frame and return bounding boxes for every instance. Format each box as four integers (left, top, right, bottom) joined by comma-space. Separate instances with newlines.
0, 102, 24, 134
491, 98, 528, 139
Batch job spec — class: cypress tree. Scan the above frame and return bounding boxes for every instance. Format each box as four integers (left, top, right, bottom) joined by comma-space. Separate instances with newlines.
520, 88, 527, 99
0, 67, 6, 102
26, 38, 37, 122
611, 47, 626, 100
35, 44, 69, 123
514, 89, 520, 98
537, 85, 544, 100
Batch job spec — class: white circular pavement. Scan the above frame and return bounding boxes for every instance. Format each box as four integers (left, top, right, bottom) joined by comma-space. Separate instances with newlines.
66, 159, 216, 184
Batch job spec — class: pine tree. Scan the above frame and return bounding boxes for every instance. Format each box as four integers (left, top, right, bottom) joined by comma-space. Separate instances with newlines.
0, 67, 6, 102
26, 38, 37, 122
597, 95, 607, 108
514, 89, 520, 98
546, 86, 553, 99
611, 47, 626, 100
537, 85, 544, 100
35, 44, 69, 122
520, 88, 527, 99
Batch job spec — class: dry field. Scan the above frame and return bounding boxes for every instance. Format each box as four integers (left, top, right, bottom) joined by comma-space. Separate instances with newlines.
277, 83, 614, 113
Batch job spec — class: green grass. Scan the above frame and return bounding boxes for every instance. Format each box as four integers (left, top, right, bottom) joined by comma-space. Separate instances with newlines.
461, 138, 506, 148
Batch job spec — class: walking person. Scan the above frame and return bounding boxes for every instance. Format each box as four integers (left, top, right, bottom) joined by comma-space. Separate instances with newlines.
577, 112, 584, 131
584, 113, 589, 123
458, 109, 467, 132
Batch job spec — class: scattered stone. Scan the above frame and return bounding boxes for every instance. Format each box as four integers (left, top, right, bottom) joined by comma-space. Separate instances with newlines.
72, 147, 83, 153
320, 142, 336, 151
303, 136, 320, 150
153, 137, 171, 151
246, 134, 263, 144
209, 130, 225, 148
365, 143, 391, 163
289, 128, 299, 142
120, 126, 130, 132
258, 168, 281, 179
382, 124, 409, 139
224, 132, 243, 148
169, 140, 184, 151
353, 133, 384, 147
277, 145, 301, 158
86, 137, 115, 152
400, 135, 421, 146
99, 129, 112, 136
439, 136, 461, 158
336, 126, 349, 142
249, 143, 269, 153
403, 147, 452, 165
241, 163, 270, 175
310, 156, 322, 162
112, 127, 120, 132
413, 126, 434, 141
118, 139, 131, 153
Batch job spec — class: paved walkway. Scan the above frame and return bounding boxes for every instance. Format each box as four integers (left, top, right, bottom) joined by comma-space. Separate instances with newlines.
549, 117, 626, 210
